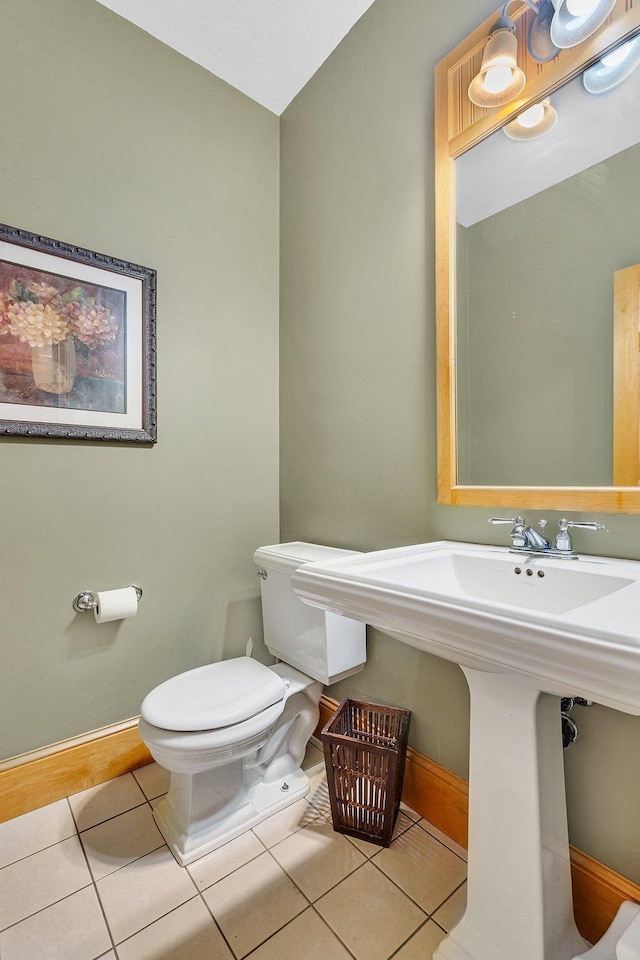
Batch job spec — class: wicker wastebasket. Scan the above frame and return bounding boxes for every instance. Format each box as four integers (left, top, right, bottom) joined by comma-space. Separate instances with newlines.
321, 698, 411, 848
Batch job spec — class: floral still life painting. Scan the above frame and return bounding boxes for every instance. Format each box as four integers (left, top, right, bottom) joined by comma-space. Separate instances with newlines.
0, 225, 156, 443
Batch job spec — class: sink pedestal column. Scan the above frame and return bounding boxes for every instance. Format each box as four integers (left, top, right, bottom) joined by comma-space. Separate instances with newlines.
434, 669, 588, 960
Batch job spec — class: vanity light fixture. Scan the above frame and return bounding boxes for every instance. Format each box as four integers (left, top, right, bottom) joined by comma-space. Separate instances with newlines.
503, 97, 558, 138
527, 0, 562, 62
583, 33, 640, 93
470, 0, 621, 106
468, 4, 527, 107
550, 0, 617, 49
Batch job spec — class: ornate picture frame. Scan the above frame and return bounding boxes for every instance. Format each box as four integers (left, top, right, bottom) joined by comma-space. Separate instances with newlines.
0, 223, 156, 443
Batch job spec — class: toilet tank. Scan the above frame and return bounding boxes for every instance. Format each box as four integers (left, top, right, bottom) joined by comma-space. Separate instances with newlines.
253, 542, 366, 686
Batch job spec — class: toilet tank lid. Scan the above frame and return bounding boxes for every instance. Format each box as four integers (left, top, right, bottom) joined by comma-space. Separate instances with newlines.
140, 657, 287, 732
254, 541, 362, 574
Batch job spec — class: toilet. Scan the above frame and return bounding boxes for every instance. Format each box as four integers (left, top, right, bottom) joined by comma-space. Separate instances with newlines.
138, 542, 367, 865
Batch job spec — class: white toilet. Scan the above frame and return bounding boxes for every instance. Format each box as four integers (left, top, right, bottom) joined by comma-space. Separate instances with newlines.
138, 542, 366, 865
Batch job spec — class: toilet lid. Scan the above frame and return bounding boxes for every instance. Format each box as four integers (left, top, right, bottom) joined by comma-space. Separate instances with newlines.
140, 657, 287, 732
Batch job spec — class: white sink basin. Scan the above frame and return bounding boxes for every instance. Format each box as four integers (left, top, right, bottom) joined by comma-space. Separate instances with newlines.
293, 540, 640, 960
293, 541, 640, 715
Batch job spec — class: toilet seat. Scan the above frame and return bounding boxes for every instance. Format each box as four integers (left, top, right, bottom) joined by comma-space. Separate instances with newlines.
138, 697, 287, 774
141, 656, 287, 732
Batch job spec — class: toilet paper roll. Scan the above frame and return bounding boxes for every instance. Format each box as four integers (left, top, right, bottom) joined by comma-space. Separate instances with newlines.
94, 586, 139, 624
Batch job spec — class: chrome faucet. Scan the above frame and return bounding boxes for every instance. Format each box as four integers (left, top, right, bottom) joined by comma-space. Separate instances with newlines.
488, 516, 551, 553
488, 516, 606, 559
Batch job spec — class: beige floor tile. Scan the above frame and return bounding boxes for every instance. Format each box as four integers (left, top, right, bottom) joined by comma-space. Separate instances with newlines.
81, 804, 165, 880
188, 830, 265, 891
96, 846, 196, 944
345, 834, 381, 858
374, 823, 467, 914
345, 833, 384, 858
252, 798, 321, 849
418, 819, 468, 862
69, 774, 146, 832
316, 861, 425, 960
270, 820, 366, 901
305, 767, 332, 819
393, 920, 447, 959
346, 809, 415, 858
0, 799, 77, 869
302, 743, 324, 770
248, 907, 352, 960
433, 882, 467, 932
0, 885, 111, 960
400, 802, 421, 822
394, 810, 423, 839
0, 836, 91, 930
117, 897, 233, 960
202, 851, 307, 958
131, 762, 171, 801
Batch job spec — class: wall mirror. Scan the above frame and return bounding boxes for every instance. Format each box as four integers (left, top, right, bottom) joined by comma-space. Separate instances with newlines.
436, 0, 640, 512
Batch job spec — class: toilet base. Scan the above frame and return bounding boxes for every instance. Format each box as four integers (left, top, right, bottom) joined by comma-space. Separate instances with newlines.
154, 766, 312, 866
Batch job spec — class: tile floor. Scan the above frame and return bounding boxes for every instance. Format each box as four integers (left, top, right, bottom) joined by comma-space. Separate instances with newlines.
0, 743, 468, 960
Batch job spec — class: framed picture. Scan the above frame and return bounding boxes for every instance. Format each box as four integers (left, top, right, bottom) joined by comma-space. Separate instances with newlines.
0, 223, 156, 443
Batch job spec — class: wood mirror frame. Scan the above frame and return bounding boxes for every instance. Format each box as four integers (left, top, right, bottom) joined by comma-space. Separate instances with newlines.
435, 0, 640, 513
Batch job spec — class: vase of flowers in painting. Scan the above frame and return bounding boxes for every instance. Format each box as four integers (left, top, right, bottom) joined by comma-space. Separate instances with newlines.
30, 337, 77, 394
0, 280, 118, 395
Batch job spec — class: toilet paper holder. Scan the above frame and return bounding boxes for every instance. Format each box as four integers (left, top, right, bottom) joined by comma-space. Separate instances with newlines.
73, 584, 143, 614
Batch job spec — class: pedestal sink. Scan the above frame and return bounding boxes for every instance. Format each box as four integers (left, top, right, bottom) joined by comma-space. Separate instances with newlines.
292, 542, 640, 960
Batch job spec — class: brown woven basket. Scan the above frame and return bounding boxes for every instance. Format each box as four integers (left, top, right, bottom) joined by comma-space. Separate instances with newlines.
321, 698, 411, 848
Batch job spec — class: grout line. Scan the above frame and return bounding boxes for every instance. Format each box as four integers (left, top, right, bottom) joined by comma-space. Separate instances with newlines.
110, 892, 203, 953
74, 800, 149, 836
430, 879, 467, 927
68, 797, 118, 955
0, 880, 95, 935
388, 915, 453, 960
187, 845, 267, 895
366, 824, 464, 919
0, 832, 79, 872
84, 839, 168, 883
73, 797, 168, 884
252, 785, 442, 956
1, 768, 460, 960
197, 867, 308, 960
310, 903, 359, 960
386, 917, 432, 960
263, 846, 313, 908
196, 887, 239, 958
239, 903, 309, 960
415, 819, 468, 863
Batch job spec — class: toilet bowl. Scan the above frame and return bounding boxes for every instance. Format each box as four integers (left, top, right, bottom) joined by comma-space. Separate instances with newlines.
138, 542, 367, 865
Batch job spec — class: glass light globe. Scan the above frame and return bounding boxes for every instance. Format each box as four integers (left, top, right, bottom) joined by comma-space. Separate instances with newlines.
483, 65, 514, 94
601, 41, 634, 68
517, 103, 546, 128
565, 0, 600, 16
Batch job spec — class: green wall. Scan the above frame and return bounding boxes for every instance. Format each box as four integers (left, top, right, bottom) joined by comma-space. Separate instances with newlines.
4, 0, 640, 894
0, 0, 280, 758
280, 0, 640, 882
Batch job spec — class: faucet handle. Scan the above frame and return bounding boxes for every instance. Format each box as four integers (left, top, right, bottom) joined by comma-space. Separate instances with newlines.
558, 518, 606, 532
556, 518, 607, 555
489, 516, 527, 548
